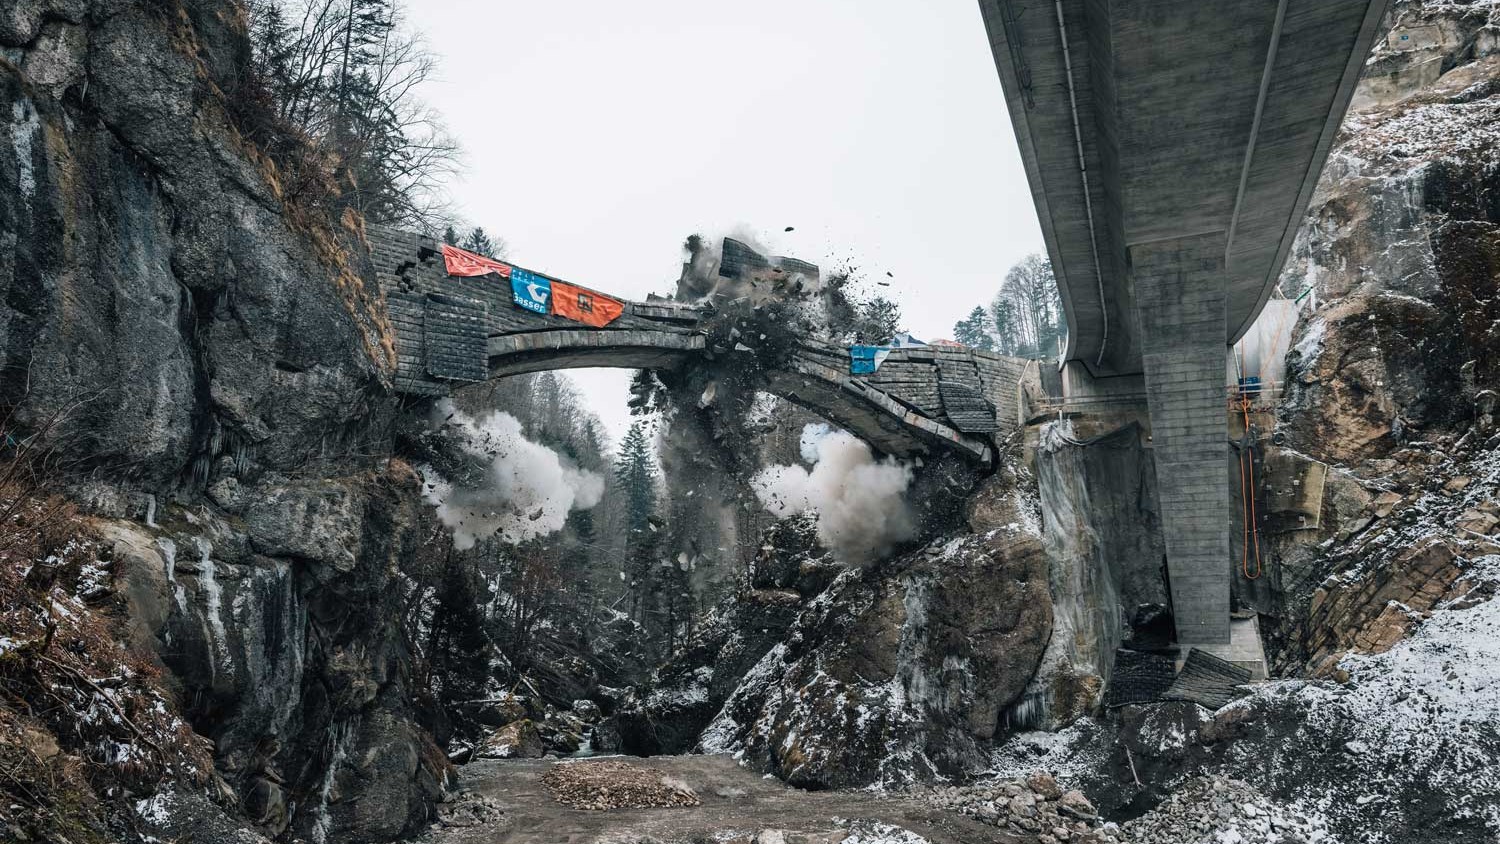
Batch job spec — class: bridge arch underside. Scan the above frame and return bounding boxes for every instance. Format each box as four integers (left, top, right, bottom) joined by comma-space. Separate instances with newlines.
483, 329, 994, 465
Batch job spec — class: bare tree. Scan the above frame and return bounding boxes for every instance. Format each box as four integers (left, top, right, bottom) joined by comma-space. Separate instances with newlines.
244, 0, 460, 229
990, 254, 1064, 357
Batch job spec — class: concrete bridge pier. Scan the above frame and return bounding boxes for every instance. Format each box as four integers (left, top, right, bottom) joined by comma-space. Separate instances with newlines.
1133, 233, 1232, 645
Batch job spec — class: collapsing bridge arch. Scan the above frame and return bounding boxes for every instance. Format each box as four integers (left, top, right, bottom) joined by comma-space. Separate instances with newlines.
369, 226, 1034, 465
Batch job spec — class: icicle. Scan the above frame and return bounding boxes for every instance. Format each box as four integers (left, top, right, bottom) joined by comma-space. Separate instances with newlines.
192, 454, 211, 489
233, 437, 252, 477
1000, 689, 1051, 733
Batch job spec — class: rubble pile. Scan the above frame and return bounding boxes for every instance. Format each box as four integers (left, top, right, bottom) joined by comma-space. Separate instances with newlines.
429, 791, 507, 831
1119, 777, 1333, 844
925, 771, 1117, 843
540, 760, 701, 810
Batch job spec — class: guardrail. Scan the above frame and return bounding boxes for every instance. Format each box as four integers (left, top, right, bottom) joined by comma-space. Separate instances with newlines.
1030, 384, 1287, 417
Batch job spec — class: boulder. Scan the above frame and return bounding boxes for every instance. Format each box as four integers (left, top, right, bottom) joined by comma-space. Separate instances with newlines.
704, 516, 1052, 788
1059, 790, 1097, 820
571, 699, 602, 723
243, 480, 365, 573
244, 776, 289, 836
477, 695, 528, 727
1027, 771, 1064, 801
478, 720, 544, 760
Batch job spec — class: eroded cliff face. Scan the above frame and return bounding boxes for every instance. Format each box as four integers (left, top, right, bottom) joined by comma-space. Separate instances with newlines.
2, 0, 392, 489
2, 2, 438, 841
609, 454, 1053, 790
1274, 0, 1500, 669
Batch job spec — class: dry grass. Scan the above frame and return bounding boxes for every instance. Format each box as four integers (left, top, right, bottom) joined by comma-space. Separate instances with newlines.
0, 424, 216, 839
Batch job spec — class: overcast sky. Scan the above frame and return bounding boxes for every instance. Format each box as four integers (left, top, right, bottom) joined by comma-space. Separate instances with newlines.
417, 0, 1043, 447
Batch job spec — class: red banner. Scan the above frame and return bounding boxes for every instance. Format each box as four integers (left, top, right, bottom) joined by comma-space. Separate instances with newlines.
551, 281, 624, 328
441, 243, 512, 279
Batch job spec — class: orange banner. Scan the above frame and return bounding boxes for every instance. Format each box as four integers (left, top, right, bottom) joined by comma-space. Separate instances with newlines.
551, 281, 624, 328
441, 243, 511, 279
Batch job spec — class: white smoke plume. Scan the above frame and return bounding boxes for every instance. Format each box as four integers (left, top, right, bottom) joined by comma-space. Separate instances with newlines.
422, 399, 604, 550
752, 424, 916, 563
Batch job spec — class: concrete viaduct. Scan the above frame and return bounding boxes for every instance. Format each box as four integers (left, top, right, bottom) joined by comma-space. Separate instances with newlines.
367, 226, 1033, 467
978, 0, 1389, 642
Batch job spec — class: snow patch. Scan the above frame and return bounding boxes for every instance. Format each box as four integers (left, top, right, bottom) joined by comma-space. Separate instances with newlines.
12, 99, 40, 199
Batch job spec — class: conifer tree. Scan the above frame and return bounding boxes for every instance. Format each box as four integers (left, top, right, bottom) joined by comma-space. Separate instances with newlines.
953, 306, 996, 350
613, 421, 660, 628
460, 226, 504, 258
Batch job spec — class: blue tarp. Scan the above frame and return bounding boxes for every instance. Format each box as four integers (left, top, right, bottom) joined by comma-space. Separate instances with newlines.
850, 345, 891, 375
511, 268, 552, 315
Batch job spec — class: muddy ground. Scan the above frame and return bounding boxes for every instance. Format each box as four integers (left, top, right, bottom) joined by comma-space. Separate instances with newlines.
411, 755, 1018, 844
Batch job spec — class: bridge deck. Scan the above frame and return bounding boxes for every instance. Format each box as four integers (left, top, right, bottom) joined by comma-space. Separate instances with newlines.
981, 0, 1388, 375
366, 226, 1034, 465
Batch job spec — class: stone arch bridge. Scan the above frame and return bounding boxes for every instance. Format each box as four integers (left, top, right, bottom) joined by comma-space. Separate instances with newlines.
369, 226, 1033, 466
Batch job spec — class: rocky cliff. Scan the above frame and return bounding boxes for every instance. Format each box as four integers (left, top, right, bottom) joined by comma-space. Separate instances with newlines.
607, 449, 1053, 790
2, 1, 442, 841
1273, 0, 1500, 671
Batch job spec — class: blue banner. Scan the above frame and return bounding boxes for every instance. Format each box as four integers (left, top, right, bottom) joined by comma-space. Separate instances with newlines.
511, 268, 552, 315
850, 345, 891, 375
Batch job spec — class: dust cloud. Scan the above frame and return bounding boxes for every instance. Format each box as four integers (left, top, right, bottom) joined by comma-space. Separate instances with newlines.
423, 399, 604, 549
752, 424, 916, 563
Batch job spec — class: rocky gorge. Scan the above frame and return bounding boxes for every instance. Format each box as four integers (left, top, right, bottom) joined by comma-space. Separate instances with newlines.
1, 0, 1499, 843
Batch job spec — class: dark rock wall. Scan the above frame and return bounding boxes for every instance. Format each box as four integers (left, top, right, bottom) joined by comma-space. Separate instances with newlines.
2, 2, 436, 841
695, 463, 1053, 789
2, 1, 389, 491
1272, 0, 1500, 666
1020, 422, 1169, 729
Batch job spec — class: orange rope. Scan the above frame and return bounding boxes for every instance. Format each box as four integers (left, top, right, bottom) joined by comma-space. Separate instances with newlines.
1237, 390, 1263, 580
1231, 294, 1295, 579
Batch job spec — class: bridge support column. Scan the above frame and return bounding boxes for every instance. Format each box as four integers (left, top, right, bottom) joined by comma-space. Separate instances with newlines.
1133, 232, 1231, 645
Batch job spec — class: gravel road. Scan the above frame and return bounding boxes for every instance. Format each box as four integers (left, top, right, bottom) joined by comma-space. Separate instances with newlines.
409, 754, 1021, 844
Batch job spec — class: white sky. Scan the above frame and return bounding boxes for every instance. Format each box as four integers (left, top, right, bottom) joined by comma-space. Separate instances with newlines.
417, 0, 1043, 447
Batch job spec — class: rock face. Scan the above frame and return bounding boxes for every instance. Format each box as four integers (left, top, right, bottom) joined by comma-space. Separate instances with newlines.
611, 515, 838, 757
1, 0, 391, 491
1279, 0, 1500, 464
1, 2, 437, 841
698, 468, 1052, 788
1271, 0, 1500, 671
100, 465, 446, 842
1021, 421, 1167, 730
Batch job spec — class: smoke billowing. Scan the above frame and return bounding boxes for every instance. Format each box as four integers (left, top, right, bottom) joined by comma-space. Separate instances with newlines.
752, 424, 916, 563
423, 399, 604, 550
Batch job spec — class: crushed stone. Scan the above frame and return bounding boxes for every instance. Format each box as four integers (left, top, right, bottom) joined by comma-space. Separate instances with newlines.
541, 759, 701, 810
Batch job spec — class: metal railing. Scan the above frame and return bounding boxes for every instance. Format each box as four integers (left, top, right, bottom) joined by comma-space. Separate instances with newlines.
1030, 384, 1287, 417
